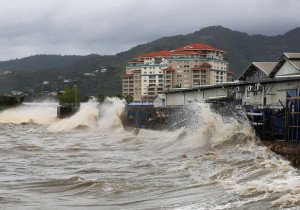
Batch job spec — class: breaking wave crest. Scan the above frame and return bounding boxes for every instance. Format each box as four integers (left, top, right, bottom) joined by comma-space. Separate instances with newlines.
47, 97, 125, 132
0, 101, 58, 124
2, 99, 300, 208
153, 103, 300, 209
0, 98, 125, 132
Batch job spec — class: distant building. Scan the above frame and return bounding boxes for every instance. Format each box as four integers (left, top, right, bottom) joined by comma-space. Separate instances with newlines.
122, 50, 170, 101
11, 91, 23, 96
122, 43, 231, 102
153, 94, 165, 107
122, 73, 134, 98
164, 43, 229, 89
0, 71, 12, 76
84, 73, 95, 76
100, 68, 107, 73
43, 81, 50, 85
164, 52, 300, 108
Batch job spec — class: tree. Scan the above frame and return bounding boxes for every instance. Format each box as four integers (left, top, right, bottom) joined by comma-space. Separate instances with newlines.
114, 92, 123, 99
97, 93, 106, 103
124, 95, 134, 104
57, 87, 81, 105
175, 84, 182, 88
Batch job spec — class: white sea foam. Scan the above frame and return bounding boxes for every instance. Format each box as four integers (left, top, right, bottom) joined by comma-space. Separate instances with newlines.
47, 97, 125, 132
2, 99, 300, 208
0, 101, 58, 124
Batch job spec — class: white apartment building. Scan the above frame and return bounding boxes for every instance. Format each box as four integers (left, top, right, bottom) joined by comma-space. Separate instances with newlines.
123, 50, 170, 101
122, 43, 231, 101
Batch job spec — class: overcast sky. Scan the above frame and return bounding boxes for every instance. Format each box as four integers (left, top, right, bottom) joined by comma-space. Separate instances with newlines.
0, 0, 299, 61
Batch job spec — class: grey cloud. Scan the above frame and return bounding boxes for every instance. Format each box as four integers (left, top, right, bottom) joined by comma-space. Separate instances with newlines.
0, 0, 299, 60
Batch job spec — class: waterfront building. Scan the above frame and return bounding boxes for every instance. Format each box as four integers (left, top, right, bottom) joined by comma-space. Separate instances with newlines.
122, 50, 170, 101
163, 43, 229, 89
164, 52, 300, 108
122, 72, 134, 98
122, 43, 231, 101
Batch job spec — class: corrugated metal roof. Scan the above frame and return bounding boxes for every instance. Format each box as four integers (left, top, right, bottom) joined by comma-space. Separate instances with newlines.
284, 53, 300, 59
289, 60, 300, 70
164, 76, 300, 94
237, 62, 277, 80
253, 62, 277, 75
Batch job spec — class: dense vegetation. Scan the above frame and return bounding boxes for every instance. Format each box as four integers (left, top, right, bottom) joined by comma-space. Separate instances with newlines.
0, 95, 24, 109
0, 26, 300, 97
57, 87, 81, 105
0, 54, 85, 73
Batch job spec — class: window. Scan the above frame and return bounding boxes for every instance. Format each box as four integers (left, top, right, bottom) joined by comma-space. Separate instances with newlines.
246, 90, 250, 99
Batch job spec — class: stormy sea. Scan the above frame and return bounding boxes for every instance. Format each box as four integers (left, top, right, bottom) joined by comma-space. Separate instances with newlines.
1, 98, 300, 209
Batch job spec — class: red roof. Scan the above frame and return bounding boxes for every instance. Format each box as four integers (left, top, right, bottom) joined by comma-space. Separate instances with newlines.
170, 50, 199, 55
176, 43, 223, 52
139, 50, 170, 58
162, 67, 174, 71
122, 73, 133, 78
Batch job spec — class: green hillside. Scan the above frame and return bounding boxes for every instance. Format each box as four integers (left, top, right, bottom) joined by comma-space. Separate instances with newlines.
0, 54, 84, 73
1, 26, 300, 97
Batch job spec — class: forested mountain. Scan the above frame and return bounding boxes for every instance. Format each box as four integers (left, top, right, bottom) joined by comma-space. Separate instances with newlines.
0, 54, 84, 73
1, 26, 300, 97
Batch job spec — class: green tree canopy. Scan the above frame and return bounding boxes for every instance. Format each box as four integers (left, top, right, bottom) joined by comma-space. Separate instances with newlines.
57, 87, 81, 105
97, 93, 106, 103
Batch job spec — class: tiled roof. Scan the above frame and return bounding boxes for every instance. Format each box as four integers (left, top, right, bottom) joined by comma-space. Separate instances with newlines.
162, 67, 174, 71
176, 43, 223, 52
139, 50, 170, 58
170, 50, 199, 55
122, 73, 133, 78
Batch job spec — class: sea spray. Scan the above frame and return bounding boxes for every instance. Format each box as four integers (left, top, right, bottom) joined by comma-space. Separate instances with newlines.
47, 97, 125, 132
47, 101, 99, 132
165, 102, 300, 208
97, 97, 125, 131
0, 101, 57, 124
2, 100, 300, 208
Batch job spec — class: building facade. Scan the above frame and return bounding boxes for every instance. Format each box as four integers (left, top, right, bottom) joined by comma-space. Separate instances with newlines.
164, 52, 300, 108
122, 50, 170, 101
164, 43, 229, 89
122, 43, 230, 101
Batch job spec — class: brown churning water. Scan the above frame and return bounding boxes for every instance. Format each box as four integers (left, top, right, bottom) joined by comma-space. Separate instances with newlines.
0, 98, 300, 209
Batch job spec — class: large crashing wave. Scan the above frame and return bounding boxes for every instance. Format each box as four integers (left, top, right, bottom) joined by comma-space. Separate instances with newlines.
0, 101, 58, 124
0, 98, 125, 132
48, 97, 125, 132
2, 99, 300, 208
142, 103, 300, 209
